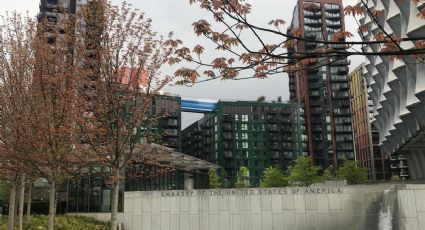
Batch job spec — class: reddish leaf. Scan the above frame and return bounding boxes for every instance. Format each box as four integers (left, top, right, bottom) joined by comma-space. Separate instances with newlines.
344, 5, 364, 16
268, 19, 286, 27
332, 30, 353, 42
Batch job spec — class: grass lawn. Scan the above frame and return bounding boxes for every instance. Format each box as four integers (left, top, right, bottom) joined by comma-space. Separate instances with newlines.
0, 215, 109, 230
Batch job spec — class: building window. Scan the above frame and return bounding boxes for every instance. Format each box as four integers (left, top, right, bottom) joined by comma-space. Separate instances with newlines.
241, 133, 248, 140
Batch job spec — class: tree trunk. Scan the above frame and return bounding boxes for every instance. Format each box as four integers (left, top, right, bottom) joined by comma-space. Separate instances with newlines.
48, 180, 56, 230
18, 174, 26, 230
26, 179, 32, 225
110, 168, 120, 230
7, 181, 17, 230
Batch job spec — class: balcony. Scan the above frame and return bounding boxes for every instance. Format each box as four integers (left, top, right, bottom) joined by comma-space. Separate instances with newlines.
222, 117, 233, 123
306, 67, 319, 73
306, 42, 317, 49
268, 126, 279, 132
270, 152, 280, 159
223, 143, 233, 149
330, 59, 350, 66
311, 108, 322, 114
304, 19, 321, 26
325, 12, 341, 19
309, 100, 322, 107
312, 135, 323, 141
163, 119, 178, 127
224, 151, 233, 158
325, 4, 341, 12
331, 75, 348, 82
309, 82, 321, 89
283, 144, 293, 150
269, 135, 279, 141
337, 67, 349, 75
311, 117, 322, 124
313, 143, 324, 150
332, 92, 349, 99
326, 21, 341, 28
399, 164, 408, 169
223, 134, 232, 140
329, 43, 347, 50
312, 126, 323, 133
267, 116, 280, 123
304, 11, 322, 18
223, 126, 233, 131
308, 74, 321, 81
310, 91, 320, 97
282, 119, 291, 124
398, 154, 407, 160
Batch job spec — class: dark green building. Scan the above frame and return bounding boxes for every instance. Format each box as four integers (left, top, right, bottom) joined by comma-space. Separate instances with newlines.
182, 101, 307, 187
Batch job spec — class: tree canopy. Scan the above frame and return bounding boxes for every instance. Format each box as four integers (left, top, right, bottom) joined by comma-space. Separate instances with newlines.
235, 166, 250, 188
338, 161, 368, 185
260, 167, 289, 188
209, 169, 222, 189
288, 156, 322, 186
171, 0, 425, 84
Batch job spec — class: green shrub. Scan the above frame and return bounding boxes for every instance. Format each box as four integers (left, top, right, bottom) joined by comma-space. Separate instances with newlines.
208, 169, 222, 189
235, 166, 250, 188
0, 215, 109, 230
320, 167, 334, 182
260, 167, 289, 188
337, 160, 368, 185
288, 156, 321, 186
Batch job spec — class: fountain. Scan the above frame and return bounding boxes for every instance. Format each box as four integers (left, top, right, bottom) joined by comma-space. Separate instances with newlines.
378, 188, 397, 230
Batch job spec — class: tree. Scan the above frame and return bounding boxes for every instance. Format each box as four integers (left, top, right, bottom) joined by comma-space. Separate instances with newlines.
0, 13, 41, 230
0, 9, 96, 230
337, 161, 368, 185
257, 96, 266, 102
0, 181, 10, 202
260, 167, 288, 188
172, 0, 425, 84
288, 156, 321, 186
208, 169, 222, 189
320, 167, 334, 182
74, 2, 180, 229
277, 96, 283, 103
235, 166, 250, 188
20, 11, 98, 229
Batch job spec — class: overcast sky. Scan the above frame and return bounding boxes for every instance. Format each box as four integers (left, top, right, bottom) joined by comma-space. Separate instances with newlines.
0, 0, 363, 128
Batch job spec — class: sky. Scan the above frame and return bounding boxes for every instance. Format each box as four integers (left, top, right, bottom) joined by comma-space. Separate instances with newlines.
0, 0, 363, 128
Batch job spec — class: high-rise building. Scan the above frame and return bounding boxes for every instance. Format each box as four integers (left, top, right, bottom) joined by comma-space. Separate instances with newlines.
288, 0, 354, 169
182, 101, 307, 187
349, 64, 389, 181
359, 0, 425, 180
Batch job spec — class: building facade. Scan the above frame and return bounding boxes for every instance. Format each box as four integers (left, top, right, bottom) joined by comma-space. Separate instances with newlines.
288, 0, 354, 169
359, 0, 425, 179
182, 101, 307, 187
349, 64, 389, 181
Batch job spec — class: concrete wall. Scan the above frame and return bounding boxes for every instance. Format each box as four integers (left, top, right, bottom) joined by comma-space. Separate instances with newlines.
394, 184, 425, 230
123, 186, 391, 230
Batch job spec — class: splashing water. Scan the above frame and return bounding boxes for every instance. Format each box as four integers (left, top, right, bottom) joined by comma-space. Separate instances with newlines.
378, 189, 396, 230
